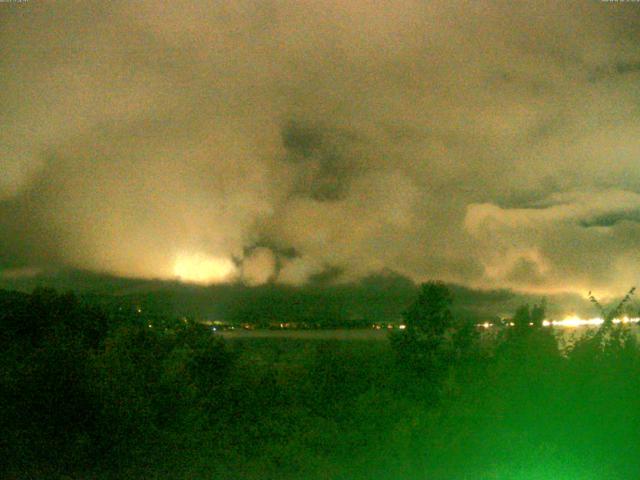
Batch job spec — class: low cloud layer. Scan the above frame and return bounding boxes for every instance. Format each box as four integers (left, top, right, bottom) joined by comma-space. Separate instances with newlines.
1, 0, 640, 296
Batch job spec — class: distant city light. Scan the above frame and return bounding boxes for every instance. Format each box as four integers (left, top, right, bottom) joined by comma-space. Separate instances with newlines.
548, 315, 640, 328
478, 316, 640, 329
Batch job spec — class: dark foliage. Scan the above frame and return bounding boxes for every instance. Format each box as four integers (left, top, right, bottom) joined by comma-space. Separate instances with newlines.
389, 282, 478, 386
2, 286, 640, 479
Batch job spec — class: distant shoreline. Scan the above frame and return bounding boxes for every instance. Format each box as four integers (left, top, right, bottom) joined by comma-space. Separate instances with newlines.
217, 328, 390, 340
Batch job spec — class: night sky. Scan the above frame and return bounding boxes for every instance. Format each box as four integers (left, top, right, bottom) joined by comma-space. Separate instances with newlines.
2, 1, 640, 299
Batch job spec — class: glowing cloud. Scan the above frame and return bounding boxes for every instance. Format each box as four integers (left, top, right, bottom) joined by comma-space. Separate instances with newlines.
2, 1, 640, 295
173, 253, 237, 285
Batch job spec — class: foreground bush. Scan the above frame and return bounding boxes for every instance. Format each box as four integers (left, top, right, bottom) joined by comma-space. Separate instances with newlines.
3, 287, 640, 479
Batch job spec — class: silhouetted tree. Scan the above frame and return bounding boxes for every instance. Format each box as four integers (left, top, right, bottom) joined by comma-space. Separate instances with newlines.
512, 304, 531, 331
497, 299, 558, 371
572, 287, 638, 359
588, 287, 636, 328
403, 281, 453, 335
390, 281, 456, 380
508, 300, 546, 333
530, 299, 546, 327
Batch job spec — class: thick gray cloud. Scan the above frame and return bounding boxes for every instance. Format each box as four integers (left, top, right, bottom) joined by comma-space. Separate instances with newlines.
1, 0, 640, 298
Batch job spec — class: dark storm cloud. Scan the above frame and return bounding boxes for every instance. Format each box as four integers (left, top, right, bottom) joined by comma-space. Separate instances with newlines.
579, 211, 640, 228
1, 0, 640, 298
590, 59, 640, 81
281, 120, 361, 202
0, 267, 602, 323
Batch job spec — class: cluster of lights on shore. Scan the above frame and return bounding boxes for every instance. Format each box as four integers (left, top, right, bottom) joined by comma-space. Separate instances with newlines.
477, 316, 640, 329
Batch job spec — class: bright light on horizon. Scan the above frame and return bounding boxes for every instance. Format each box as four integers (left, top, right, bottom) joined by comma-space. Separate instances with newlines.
479, 315, 640, 329
543, 315, 640, 328
544, 316, 605, 328
173, 252, 237, 285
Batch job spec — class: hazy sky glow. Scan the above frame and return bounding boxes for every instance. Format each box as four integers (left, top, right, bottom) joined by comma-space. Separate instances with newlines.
1, 1, 640, 296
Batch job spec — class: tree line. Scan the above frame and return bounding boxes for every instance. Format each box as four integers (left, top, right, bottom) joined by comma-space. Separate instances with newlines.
2, 283, 640, 479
